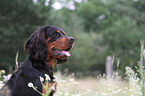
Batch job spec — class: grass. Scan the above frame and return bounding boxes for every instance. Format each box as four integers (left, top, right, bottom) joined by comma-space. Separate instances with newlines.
53, 70, 142, 96
0, 41, 145, 96
1, 69, 143, 96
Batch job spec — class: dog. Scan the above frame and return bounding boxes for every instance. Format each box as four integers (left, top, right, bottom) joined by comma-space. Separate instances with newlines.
2, 25, 74, 96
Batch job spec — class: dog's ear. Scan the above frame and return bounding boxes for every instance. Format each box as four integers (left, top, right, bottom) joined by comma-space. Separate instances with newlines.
24, 26, 47, 64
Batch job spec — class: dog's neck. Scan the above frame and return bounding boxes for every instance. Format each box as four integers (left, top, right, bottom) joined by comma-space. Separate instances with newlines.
46, 56, 56, 69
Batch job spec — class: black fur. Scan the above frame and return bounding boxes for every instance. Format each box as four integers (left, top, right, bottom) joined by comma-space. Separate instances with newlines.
5, 56, 52, 96
1, 25, 74, 96
1, 25, 60, 96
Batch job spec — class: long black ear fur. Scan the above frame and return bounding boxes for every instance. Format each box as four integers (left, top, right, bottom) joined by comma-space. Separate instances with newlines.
24, 27, 47, 66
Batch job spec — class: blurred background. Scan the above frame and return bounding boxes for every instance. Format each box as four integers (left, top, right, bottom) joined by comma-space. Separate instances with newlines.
0, 0, 145, 77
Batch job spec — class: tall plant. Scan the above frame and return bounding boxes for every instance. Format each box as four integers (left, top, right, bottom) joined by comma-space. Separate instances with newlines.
138, 40, 145, 95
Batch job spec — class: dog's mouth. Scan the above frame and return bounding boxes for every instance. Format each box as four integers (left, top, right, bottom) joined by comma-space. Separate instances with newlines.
52, 46, 72, 57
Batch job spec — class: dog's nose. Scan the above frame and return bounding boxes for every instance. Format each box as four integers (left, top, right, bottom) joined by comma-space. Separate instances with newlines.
67, 37, 74, 43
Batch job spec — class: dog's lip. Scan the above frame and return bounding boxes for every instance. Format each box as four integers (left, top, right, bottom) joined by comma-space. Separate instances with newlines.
52, 48, 71, 57
65, 46, 72, 51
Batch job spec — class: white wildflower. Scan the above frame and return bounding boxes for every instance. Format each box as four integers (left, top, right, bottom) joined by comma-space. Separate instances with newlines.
102, 93, 107, 95
53, 79, 56, 82
65, 93, 69, 96
140, 93, 143, 96
61, 80, 66, 82
53, 76, 57, 82
74, 81, 79, 85
113, 91, 117, 94
58, 92, 63, 95
125, 66, 135, 76
7, 74, 12, 79
69, 78, 74, 82
129, 88, 133, 91
65, 91, 69, 96
3, 74, 12, 81
45, 74, 50, 81
39, 76, 44, 82
28, 82, 34, 88
124, 87, 128, 89
108, 88, 111, 91
86, 89, 91, 92
63, 88, 66, 90
123, 91, 126, 93
115, 86, 118, 88
0, 81, 3, 84
117, 89, 121, 93
103, 73, 105, 76
1, 70, 5, 74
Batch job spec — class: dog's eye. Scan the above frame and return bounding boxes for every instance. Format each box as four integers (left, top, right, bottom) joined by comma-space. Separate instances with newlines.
49, 32, 60, 42
56, 33, 60, 37
53, 32, 59, 37
54, 32, 61, 38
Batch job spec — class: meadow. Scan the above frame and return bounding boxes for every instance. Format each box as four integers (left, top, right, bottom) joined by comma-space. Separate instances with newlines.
0, 43, 145, 96
0, 64, 145, 96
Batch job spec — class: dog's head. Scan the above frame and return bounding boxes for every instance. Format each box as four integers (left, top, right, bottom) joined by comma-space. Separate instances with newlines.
24, 25, 74, 67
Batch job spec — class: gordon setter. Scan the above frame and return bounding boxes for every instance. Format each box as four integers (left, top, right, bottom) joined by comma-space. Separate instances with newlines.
2, 25, 74, 96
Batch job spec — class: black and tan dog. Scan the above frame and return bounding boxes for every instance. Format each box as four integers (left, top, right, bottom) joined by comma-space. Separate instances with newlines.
2, 25, 74, 96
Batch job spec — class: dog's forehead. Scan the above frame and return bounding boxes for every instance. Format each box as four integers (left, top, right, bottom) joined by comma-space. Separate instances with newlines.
45, 26, 56, 35
45, 26, 63, 34
45, 26, 64, 37
57, 27, 64, 32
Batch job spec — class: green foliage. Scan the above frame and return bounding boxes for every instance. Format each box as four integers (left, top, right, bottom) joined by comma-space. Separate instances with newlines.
77, 0, 107, 31
1, 0, 145, 76
100, 0, 145, 75
102, 17, 144, 75
0, 0, 50, 72
74, 0, 145, 76
137, 41, 145, 95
